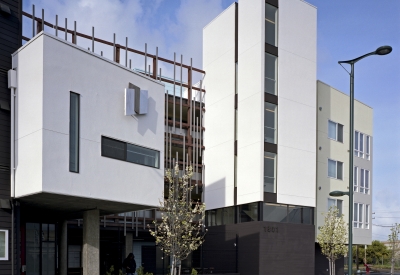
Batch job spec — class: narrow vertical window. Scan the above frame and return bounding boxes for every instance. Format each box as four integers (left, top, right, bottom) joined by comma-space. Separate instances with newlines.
366, 135, 370, 159
337, 200, 343, 216
70, 92, 80, 173
328, 120, 336, 140
264, 102, 277, 144
360, 169, 365, 193
365, 205, 370, 229
264, 53, 277, 95
354, 131, 359, 156
353, 166, 358, 192
265, 3, 277, 46
360, 133, 364, 158
365, 170, 370, 194
353, 203, 358, 228
264, 152, 276, 193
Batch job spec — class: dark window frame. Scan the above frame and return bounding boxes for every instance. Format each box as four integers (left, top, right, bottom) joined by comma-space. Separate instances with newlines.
101, 136, 160, 169
69, 92, 80, 173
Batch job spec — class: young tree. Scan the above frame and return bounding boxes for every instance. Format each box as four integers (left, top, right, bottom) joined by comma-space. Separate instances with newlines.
148, 163, 206, 275
388, 224, 400, 275
317, 206, 348, 275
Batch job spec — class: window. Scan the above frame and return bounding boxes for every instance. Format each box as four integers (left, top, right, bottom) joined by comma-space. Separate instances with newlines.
0, 230, 8, 260
328, 159, 343, 180
101, 136, 160, 168
328, 198, 343, 216
263, 203, 288, 223
328, 120, 343, 142
353, 203, 364, 228
360, 168, 365, 193
264, 102, 277, 144
265, 3, 277, 46
355, 131, 371, 160
265, 53, 277, 95
69, 92, 80, 173
264, 152, 276, 193
365, 205, 370, 229
353, 166, 358, 192
366, 136, 371, 160
239, 203, 258, 223
354, 167, 370, 194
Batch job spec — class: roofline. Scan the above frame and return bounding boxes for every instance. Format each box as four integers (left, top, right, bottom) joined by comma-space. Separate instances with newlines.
317, 80, 373, 110
12, 31, 164, 87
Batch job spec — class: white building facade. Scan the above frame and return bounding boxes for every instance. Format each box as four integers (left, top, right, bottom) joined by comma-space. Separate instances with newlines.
203, 0, 317, 274
10, 31, 165, 275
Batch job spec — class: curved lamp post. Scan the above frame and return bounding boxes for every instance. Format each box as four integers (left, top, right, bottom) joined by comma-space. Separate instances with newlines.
331, 45, 392, 275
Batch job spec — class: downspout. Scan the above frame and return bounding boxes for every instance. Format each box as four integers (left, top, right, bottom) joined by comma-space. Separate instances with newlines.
8, 69, 17, 275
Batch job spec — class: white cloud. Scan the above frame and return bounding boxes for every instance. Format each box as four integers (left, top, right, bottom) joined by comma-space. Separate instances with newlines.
23, 0, 231, 84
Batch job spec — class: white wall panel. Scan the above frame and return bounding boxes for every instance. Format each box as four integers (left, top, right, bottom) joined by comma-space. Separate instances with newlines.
276, 0, 317, 207
13, 33, 165, 208
203, 4, 236, 209
237, 0, 264, 205
278, 0, 317, 63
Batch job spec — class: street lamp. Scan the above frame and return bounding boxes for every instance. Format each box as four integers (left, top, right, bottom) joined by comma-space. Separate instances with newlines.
332, 45, 392, 275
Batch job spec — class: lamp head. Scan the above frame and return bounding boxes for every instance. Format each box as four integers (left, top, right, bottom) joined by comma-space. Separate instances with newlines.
329, 190, 349, 197
375, 46, 392, 55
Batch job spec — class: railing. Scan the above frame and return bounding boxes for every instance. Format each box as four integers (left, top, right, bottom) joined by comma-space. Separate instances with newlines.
21, 8, 205, 93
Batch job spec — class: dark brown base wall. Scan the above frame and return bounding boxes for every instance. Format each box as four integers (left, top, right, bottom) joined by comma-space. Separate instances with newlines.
203, 221, 315, 275
315, 243, 344, 275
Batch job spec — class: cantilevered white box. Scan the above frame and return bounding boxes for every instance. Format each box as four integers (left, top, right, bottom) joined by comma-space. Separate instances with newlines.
11, 32, 165, 215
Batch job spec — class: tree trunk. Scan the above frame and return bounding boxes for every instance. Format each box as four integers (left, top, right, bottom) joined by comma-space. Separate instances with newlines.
391, 257, 394, 275
328, 259, 332, 275
171, 255, 175, 275
178, 264, 181, 275
333, 259, 336, 275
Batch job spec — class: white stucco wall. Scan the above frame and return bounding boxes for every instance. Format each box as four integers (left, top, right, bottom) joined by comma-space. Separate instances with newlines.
276, 0, 317, 207
203, 3, 236, 210
236, 0, 265, 205
13, 32, 165, 208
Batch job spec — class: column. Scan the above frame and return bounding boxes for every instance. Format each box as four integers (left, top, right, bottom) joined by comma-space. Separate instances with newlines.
82, 209, 99, 275
125, 232, 133, 259
60, 220, 68, 275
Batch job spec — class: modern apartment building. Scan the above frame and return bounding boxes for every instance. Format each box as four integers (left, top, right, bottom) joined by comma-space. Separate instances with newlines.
0, 2, 206, 274
315, 81, 373, 274
203, 0, 317, 274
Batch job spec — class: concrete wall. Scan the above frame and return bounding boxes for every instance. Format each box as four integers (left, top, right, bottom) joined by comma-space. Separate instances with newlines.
13, 32, 165, 208
203, 3, 236, 210
316, 81, 373, 245
276, 0, 317, 207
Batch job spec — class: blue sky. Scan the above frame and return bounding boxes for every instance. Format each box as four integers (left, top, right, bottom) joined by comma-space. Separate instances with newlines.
22, 0, 400, 240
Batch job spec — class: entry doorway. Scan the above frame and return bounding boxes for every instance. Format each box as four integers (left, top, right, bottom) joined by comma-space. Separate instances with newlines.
141, 246, 156, 274
26, 223, 57, 275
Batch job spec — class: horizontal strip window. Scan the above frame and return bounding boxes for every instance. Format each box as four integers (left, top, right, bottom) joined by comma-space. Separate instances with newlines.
263, 203, 313, 225
206, 202, 314, 227
101, 136, 160, 169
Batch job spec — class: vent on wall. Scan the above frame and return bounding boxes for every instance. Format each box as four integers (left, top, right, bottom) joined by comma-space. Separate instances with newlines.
125, 83, 148, 116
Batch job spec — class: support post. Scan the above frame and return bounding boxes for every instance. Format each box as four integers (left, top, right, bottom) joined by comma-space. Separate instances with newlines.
82, 209, 100, 275
60, 220, 68, 275
125, 232, 133, 259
